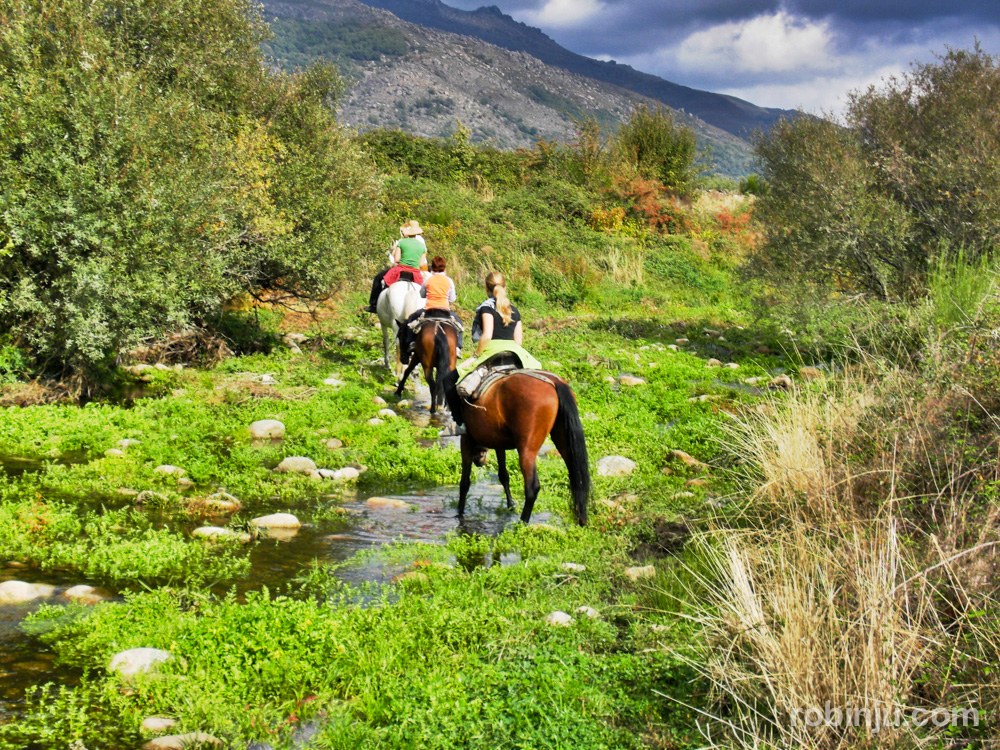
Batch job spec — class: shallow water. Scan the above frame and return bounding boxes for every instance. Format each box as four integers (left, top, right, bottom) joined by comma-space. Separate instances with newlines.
0, 451, 90, 478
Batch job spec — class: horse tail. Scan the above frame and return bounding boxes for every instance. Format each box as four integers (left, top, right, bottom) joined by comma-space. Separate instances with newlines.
555, 382, 590, 526
433, 325, 451, 406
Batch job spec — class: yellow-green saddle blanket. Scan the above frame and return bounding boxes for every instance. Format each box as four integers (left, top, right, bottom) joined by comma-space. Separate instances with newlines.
456, 340, 542, 382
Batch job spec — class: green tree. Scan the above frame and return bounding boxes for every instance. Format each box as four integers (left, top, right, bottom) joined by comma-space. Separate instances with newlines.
614, 104, 698, 195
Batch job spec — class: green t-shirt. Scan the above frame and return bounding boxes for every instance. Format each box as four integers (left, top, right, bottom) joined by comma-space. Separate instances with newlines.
396, 238, 424, 268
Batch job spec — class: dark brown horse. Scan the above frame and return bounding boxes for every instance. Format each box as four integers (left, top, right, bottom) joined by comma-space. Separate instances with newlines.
395, 316, 458, 413
444, 370, 590, 525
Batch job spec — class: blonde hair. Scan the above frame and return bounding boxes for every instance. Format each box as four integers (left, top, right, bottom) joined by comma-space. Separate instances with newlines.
485, 271, 514, 326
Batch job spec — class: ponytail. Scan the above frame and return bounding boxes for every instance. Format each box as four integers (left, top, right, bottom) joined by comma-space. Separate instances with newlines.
485, 271, 514, 325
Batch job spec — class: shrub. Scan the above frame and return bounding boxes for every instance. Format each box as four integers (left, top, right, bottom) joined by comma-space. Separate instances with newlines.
614, 104, 698, 196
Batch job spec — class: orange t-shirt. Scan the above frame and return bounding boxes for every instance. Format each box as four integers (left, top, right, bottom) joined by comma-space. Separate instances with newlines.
422, 273, 455, 310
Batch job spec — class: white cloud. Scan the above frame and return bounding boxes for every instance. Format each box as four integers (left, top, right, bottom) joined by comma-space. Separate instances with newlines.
677, 11, 833, 74
522, 0, 605, 29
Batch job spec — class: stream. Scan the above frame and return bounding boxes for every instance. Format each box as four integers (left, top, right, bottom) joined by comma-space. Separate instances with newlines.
0, 390, 553, 723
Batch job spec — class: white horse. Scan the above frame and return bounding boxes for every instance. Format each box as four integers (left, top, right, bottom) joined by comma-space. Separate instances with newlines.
377, 277, 424, 376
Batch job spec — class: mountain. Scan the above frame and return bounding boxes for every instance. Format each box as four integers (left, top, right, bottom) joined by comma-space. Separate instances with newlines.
260, 0, 757, 175
353, 0, 794, 138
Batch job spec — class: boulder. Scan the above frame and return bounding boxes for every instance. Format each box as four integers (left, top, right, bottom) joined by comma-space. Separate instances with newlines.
140, 717, 177, 733
274, 456, 317, 474
544, 611, 574, 627
251, 513, 301, 529
618, 375, 646, 386
596, 455, 637, 477
249, 419, 285, 440
153, 465, 186, 477
0, 581, 52, 604
141, 733, 222, 750
624, 565, 656, 582
108, 647, 171, 678
62, 585, 113, 605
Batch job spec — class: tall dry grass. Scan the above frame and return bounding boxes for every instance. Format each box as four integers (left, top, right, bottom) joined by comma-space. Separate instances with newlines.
677, 369, 999, 749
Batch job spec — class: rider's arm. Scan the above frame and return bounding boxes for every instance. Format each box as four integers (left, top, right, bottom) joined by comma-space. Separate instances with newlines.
392, 243, 401, 264
477, 314, 494, 356
419, 253, 428, 272
513, 321, 523, 346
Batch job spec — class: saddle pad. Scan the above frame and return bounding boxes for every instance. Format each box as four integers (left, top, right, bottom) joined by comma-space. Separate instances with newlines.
468, 368, 560, 402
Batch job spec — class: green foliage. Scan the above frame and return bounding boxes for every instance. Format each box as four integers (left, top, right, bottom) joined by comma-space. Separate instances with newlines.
0, 0, 380, 379
265, 19, 408, 69
738, 173, 769, 196
614, 104, 698, 195
927, 246, 996, 330
752, 46, 1000, 300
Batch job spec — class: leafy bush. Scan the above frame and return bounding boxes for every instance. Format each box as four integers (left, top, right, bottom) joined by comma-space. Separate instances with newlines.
0, 0, 380, 380
614, 104, 698, 196
752, 46, 1000, 300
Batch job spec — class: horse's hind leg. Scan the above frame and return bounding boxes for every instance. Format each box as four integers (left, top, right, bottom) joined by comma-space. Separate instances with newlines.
381, 325, 391, 368
517, 450, 541, 523
458, 437, 474, 517
496, 449, 514, 511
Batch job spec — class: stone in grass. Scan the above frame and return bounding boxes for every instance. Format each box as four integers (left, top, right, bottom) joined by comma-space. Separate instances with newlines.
670, 450, 708, 472
366, 496, 410, 509
141, 733, 222, 750
176, 477, 194, 491
108, 648, 171, 678
618, 375, 646, 386
249, 419, 285, 440
768, 374, 793, 390
251, 513, 301, 529
332, 467, 360, 482
193, 527, 251, 544
377, 408, 397, 418
685, 478, 710, 488
154, 465, 186, 477
705, 359, 723, 368
323, 378, 345, 387
274, 456, 317, 474
62, 585, 113, 605
135, 490, 171, 506
104, 449, 124, 458
368, 418, 384, 426
624, 565, 656, 582
141, 717, 177, 733
724, 362, 740, 369
372, 396, 387, 406
576, 606, 600, 619
560, 563, 586, 573
325, 438, 344, 450
119, 438, 141, 449
544, 611, 574, 627
596, 455, 637, 477
0, 581, 54, 604
205, 493, 241, 513
396, 400, 412, 409
676, 338, 689, 345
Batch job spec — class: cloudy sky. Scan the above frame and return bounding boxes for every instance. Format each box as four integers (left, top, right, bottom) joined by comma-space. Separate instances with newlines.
440, 0, 1000, 116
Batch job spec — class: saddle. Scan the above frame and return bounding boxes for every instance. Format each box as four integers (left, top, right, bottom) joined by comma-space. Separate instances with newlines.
408, 309, 464, 335
458, 352, 556, 402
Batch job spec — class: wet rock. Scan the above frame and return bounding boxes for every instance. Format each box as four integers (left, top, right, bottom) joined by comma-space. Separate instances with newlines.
377, 408, 397, 418
325, 438, 344, 450
624, 565, 656, 582
0, 581, 52, 604
205, 493, 241, 513
141, 717, 177, 733
323, 378, 345, 387
705, 358, 723, 368
332, 467, 360, 482
618, 375, 646, 386
545, 611, 574, 627
104, 449, 124, 458
560, 562, 586, 573
670, 450, 707, 472
576, 606, 600, 619
154, 465, 186, 477
596, 455, 637, 477
366, 497, 410, 509
799, 366, 824, 381
141, 733, 222, 750
372, 396, 387, 406
396, 399, 411, 409
274, 456, 317, 474
108, 647, 171, 678
176, 477, 194, 490
768, 374, 793, 390
135, 490, 171, 505
62, 585, 113, 605
118, 438, 141, 449
251, 513, 300, 529
249, 419, 285, 440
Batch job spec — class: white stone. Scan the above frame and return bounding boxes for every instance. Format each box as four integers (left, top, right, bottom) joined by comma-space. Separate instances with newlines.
576, 606, 600, 619
625, 565, 656, 582
274, 456, 317, 474
378, 408, 397, 418
249, 419, 285, 440
676, 338, 689, 345
62, 585, 113, 605
332, 467, 361, 482
104, 449, 124, 458
325, 438, 344, 450
368, 418, 384, 426
597, 455, 637, 477
140, 717, 177, 733
251, 513, 301, 529
725, 362, 739, 369
205, 493, 240, 512
372, 396, 387, 406
366, 496, 410, 509
260, 374, 278, 385
560, 563, 586, 573
0, 581, 50, 604
141, 733, 222, 750
318, 469, 337, 479
154, 363, 171, 371
192, 526, 243, 541
154, 465, 186, 477
118, 438, 141, 449
323, 378, 345, 387
108, 647, 171, 678
705, 359, 722, 368
618, 375, 646, 386
544, 611, 574, 627
396, 400, 411, 409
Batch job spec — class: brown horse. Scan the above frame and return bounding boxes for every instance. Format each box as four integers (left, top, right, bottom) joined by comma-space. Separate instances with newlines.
395, 316, 458, 413
444, 369, 590, 525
